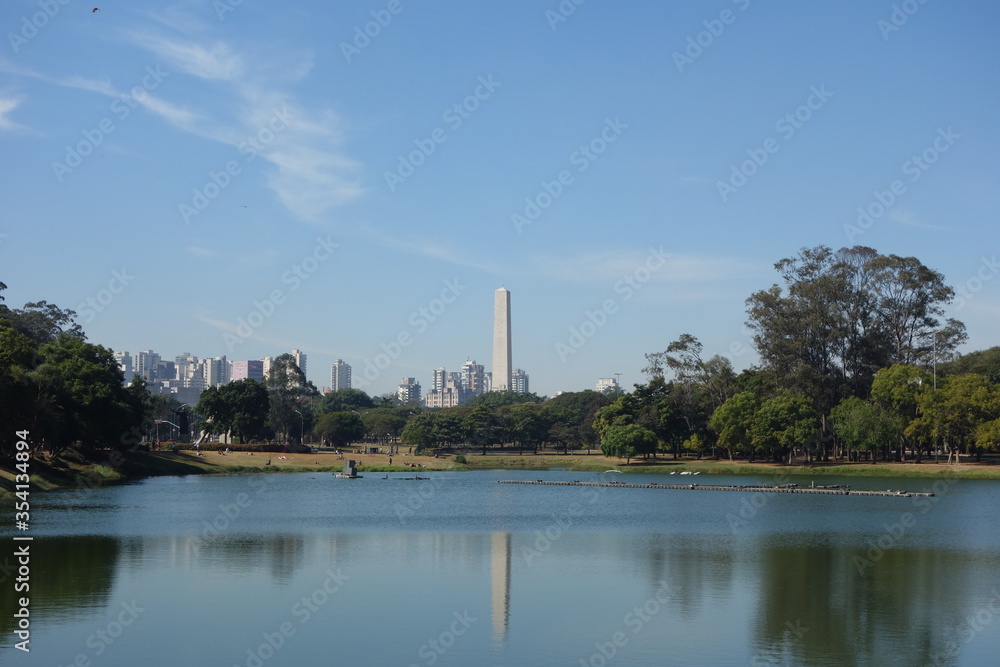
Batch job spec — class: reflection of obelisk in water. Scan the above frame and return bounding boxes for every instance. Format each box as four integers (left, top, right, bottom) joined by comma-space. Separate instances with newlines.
492, 287, 512, 391
490, 532, 511, 641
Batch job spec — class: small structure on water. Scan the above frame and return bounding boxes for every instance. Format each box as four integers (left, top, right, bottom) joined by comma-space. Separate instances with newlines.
335, 460, 362, 478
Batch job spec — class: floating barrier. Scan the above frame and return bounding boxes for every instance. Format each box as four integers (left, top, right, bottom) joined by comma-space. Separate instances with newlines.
497, 479, 933, 497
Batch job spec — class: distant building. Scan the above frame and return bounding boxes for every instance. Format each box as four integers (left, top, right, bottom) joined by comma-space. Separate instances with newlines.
114, 351, 134, 383
331, 359, 352, 390
596, 377, 620, 393
292, 349, 307, 379
511, 368, 529, 394
134, 350, 161, 382
431, 367, 447, 392
260, 356, 273, 381
231, 360, 264, 382
461, 360, 488, 397
397, 377, 422, 405
424, 372, 467, 408
206, 356, 229, 386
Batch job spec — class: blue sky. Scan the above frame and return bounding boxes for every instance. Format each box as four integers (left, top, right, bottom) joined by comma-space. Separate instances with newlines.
1, 0, 998, 398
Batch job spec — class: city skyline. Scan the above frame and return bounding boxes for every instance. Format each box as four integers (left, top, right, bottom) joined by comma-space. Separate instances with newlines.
2, 1, 997, 399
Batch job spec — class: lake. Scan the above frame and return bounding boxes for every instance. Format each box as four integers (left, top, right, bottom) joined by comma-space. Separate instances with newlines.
2, 469, 999, 666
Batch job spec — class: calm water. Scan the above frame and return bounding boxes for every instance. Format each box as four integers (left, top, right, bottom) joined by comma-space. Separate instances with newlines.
2, 469, 999, 666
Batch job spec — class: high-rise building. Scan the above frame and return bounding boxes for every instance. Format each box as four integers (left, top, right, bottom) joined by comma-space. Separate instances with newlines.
331, 359, 352, 390
432, 367, 447, 392
511, 368, 529, 394
292, 349, 307, 379
134, 350, 161, 381
206, 356, 229, 386
461, 360, 488, 396
397, 377, 422, 405
596, 377, 620, 393
114, 351, 134, 383
231, 360, 264, 382
492, 287, 512, 391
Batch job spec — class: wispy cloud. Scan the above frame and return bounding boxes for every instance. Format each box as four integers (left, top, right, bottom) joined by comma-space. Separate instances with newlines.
889, 209, 951, 232
186, 246, 215, 257
0, 95, 37, 134
357, 225, 506, 274
532, 249, 763, 284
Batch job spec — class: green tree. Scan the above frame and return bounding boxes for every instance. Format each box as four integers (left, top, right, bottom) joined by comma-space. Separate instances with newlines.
318, 388, 375, 414
401, 411, 437, 452
315, 411, 365, 448
750, 392, 819, 463
265, 354, 318, 443
465, 390, 543, 408
708, 391, 761, 461
870, 364, 931, 461
504, 403, 552, 454
830, 396, 902, 463
362, 410, 406, 449
27, 336, 141, 456
600, 424, 658, 464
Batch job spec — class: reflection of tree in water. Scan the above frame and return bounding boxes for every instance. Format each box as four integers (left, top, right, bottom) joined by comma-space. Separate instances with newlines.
635, 533, 736, 619
0, 536, 120, 638
751, 539, 974, 666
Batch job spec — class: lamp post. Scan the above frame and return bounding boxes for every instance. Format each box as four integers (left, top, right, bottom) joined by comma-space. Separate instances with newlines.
294, 409, 304, 446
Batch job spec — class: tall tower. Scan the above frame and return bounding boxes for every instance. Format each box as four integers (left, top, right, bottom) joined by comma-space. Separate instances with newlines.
492, 287, 512, 391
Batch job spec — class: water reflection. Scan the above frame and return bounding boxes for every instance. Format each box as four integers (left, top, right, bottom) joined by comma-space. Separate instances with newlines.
491, 532, 511, 643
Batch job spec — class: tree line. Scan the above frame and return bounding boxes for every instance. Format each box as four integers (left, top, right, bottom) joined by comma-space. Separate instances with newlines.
3, 245, 996, 465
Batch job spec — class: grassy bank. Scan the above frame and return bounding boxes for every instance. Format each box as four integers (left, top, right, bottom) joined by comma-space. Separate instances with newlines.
3, 449, 999, 496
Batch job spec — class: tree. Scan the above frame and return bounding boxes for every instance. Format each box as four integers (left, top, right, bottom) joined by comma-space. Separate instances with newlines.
265, 354, 318, 444
870, 364, 931, 460
465, 390, 543, 408
600, 424, 658, 464
0, 300, 85, 343
830, 397, 902, 463
750, 392, 819, 463
401, 412, 437, 452
318, 388, 374, 414
363, 410, 406, 449
504, 403, 552, 454
27, 336, 141, 455
709, 391, 761, 461
911, 374, 1000, 463
315, 411, 365, 448
196, 379, 270, 444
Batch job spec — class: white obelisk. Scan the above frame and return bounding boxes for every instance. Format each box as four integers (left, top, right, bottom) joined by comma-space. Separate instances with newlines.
492, 287, 512, 391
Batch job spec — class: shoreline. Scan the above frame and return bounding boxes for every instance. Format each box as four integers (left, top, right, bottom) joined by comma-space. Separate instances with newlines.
3, 449, 999, 496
